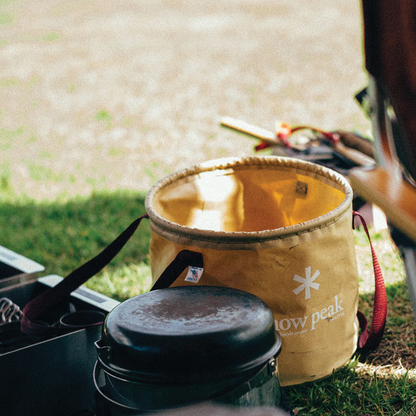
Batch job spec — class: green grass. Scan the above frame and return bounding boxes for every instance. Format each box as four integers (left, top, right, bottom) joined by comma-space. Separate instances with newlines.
287, 359, 416, 415
0, 126, 23, 150
42, 31, 60, 42
284, 227, 416, 415
1, 187, 415, 414
95, 109, 112, 129
0, 13, 13, 25
0, 190, 152, 300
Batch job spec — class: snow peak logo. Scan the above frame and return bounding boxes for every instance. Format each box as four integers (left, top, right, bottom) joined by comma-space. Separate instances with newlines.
274, 295, 344, 337
293, 267, 320, 300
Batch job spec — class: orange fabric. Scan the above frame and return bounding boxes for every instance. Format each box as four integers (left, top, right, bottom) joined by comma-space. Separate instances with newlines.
146, 156, 359, 386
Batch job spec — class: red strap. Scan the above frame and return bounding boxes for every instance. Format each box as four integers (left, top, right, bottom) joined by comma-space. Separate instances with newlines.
353, 211, 387, 350
280, 124, 340, 146
255, 123, 340, 152
255, 141, 273, 151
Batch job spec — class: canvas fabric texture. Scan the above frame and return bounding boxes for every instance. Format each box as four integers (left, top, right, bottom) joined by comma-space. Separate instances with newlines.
145, 156, 359, 386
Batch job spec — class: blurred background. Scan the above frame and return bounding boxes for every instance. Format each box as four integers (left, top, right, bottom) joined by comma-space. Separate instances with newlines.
0, 0, 370, 200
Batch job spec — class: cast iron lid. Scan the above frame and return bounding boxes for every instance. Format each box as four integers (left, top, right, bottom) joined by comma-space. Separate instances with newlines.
96, 286, 281, 383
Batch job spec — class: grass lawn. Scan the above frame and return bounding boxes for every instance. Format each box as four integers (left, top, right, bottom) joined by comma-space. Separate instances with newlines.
1, 187, 415, 415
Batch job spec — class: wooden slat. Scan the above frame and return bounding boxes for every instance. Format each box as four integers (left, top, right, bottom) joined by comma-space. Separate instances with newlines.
362, 0, 416, 181
349, 166, 416, 242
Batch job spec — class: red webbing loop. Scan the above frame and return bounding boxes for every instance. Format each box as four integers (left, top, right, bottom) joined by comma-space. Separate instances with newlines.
289, 125, 340, 145
354, 211, 387, 350
276, 122, 293, 148
255, 141, 273, 151
255, 122, 340, 152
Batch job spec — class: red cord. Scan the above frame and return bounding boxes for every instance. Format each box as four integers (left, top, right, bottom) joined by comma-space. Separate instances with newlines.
255, 122, 340, 152
353, 211, 387, 350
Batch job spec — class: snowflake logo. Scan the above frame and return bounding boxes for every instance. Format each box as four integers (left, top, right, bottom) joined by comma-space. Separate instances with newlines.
293, 267, 320, 300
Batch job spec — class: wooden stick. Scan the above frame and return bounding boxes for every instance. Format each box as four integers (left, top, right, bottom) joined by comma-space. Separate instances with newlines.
220, 116, 281, 147
220, 116, 376, 166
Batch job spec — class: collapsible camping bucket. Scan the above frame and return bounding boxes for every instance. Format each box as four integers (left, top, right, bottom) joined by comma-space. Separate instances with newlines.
145, 156, 361, 386
94, 286, 282, 414
20, 155, 385, 392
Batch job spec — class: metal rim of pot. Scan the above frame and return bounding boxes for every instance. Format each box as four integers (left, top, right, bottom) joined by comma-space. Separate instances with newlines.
96, 286, 282, 384
93, 353, 280, 413
94, 286, 283, 412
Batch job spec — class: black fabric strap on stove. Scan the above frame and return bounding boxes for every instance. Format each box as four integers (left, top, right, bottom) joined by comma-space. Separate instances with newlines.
21, 214, 203, 336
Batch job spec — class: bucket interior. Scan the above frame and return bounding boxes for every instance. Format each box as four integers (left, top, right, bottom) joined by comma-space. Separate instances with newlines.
152, 164, 347, 232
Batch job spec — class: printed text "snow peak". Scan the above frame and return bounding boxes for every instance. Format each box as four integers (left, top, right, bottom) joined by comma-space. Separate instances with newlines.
274, 295, 344, 333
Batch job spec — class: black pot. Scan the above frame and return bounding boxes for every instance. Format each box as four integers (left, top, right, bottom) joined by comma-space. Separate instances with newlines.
94, 286, 282, 415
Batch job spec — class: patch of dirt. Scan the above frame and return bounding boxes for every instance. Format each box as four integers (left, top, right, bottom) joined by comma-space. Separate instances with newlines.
0, 0, 370, 199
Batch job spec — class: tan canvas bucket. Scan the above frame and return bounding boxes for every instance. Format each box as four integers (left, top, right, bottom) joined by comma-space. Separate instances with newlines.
145, 156, 360, 386
20, 155, 385, 389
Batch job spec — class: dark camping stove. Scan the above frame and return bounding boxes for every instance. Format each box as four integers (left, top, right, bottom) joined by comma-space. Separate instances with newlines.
0, 246, 119, 416
0, 248, 289, 416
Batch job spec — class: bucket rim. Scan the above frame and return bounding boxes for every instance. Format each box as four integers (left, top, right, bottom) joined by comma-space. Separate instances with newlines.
145, 156, 353, 246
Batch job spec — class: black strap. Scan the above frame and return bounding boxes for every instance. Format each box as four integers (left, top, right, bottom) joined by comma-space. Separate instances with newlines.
151, 250, 203, 291
21, 212, 204, 336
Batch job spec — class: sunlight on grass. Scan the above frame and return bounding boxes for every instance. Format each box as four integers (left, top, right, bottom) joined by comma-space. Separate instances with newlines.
0, 190, 151, 297
42, 31, 60, 42
356, 361, 416, 380
288, 358, 416, 415
0, 13, 13, 25
354, 227, 406, 293
0, 78, 19, 87
0, 126, 23, 150
95, 109, 112, 129
85, 262, 152, 301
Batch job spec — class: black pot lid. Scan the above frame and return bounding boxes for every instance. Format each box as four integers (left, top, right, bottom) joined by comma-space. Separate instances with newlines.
97, 286, 281, 383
